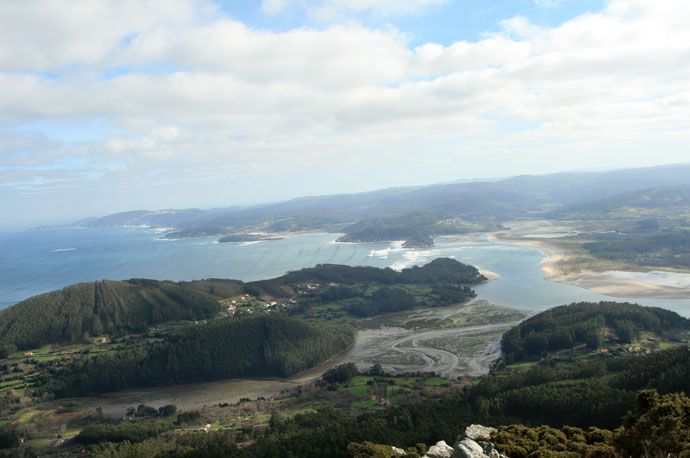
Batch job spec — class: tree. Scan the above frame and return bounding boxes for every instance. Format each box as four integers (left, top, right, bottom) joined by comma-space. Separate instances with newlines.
585, 329, 602, 350
158, 404, 177, 417
135, 404, 158, 417
323, 363, 359, 384
615, 389, 690, 457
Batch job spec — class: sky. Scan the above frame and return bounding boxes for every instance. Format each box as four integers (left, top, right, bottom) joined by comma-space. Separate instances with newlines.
2, 0, 690, 227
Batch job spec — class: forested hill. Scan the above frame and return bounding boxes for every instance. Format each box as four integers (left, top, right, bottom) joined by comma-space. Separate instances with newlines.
501, 301, 690, 363
0, 258, 484, 350
0, 278, 245, 351
35, 315, 355, 397
283, 257, 486, 285
334, 212, 503, 246
553, 184, 690, 217
242, 257, 486, 300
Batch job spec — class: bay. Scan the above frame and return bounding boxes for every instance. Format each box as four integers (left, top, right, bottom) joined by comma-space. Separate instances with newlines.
1, 227, 689, 316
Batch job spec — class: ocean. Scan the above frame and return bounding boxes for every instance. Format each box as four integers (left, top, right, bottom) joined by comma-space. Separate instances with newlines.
2, 227, 690, 316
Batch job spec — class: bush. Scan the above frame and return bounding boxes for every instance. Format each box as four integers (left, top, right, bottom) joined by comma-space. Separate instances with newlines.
323, 363, 359, 384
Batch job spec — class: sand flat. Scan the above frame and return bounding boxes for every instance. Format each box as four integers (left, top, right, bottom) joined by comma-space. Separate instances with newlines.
490, 230, 690, 300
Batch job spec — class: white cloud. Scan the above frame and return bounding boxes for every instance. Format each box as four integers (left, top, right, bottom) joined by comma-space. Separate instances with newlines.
1, 0, 690, 219
500, 15, 542, 39
0, 0, 220, 71
261, 0, 293, 15
259, 0, 449, 19
308, 0, 449, 20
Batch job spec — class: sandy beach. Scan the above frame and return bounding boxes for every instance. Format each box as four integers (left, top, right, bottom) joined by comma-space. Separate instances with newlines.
479, 269, 500, 282
489, 225, 690, 300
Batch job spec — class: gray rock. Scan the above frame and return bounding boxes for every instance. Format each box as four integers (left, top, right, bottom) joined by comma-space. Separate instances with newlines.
451, 438, 490, 458
426, 440, 454, 458
391, 445, 406, 455
464, 424, 496, 441
477, 441, 501, 458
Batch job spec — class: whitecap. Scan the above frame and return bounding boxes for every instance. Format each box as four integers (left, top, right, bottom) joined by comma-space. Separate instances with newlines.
369, 248, 391, 258
389, 249, 441, 271
148, 227, 175, 234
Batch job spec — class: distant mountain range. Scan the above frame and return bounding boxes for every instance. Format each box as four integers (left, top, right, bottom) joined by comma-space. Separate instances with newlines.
554, 184, 690, 217
61, 163, 690, 241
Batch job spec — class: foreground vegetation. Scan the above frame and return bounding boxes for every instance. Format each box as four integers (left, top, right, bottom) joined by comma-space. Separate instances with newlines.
0, 299, 688, 457
4, 344, 687, 457
486, 388, 690, 458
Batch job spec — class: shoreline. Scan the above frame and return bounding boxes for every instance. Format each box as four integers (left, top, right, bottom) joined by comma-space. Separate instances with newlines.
489, 233, 690, 300
479, 269, 500, 282
159, 230, 336, 242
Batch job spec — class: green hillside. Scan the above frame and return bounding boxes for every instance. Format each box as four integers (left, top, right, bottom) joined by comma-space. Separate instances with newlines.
558, 185, 690, 216
0, 258, 484, 352
501, 301, 690, 363
335, 212, 503, 245
0, 278, 244, 351
34, 315, 355, 397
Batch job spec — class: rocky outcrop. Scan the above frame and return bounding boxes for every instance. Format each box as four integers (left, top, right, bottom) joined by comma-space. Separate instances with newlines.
452, 438, 488, 458
426, 440, 454, 458
419, 425, 507, 458
464, 425, 496, 442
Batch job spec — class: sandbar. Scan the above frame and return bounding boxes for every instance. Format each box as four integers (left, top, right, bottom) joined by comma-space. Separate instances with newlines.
489, 231, 690, 300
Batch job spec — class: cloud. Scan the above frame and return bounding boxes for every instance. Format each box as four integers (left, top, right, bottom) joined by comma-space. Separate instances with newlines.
0, 0, 220, 72
307, 0, 450, 20
259, 0, 449, 19
500, 16, 542, 39
261, 0, 293, 15
532, 0, 566, 8
1, 0, 690, 219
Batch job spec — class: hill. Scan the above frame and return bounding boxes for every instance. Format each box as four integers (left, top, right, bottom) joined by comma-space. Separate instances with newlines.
553, 185, 690, 221
0, 258, 485, 351
581, 232, 690, 269
58, 164, 690, 239
0, 278, 246, 352
2, 301, 690, 456
243, 258, 486, 319
500, 301, 690, 363
34, 315, 355, 397
74, 209, 210, 229
335, 211, 503, 245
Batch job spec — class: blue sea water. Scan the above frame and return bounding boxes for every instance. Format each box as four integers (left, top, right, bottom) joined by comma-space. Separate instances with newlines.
1, 227, 689, 316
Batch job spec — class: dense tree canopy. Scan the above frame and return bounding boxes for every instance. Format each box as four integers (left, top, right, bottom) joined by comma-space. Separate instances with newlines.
0, 278, 244, 349
501, 301, 690, 362
34, 315, 355, 397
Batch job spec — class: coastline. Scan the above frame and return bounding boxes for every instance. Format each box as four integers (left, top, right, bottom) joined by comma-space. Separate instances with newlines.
489, 233, 690, 300
160, 230, 336, 242
479, 269, 500, 282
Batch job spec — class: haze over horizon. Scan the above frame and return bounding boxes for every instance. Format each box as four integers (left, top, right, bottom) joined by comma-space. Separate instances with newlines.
2, 0, 690, 227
